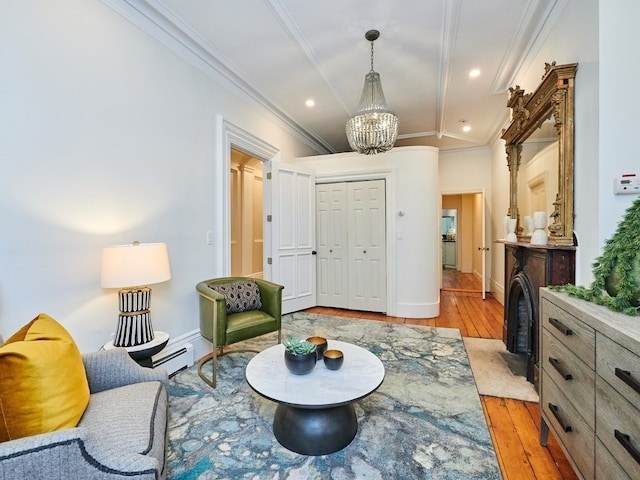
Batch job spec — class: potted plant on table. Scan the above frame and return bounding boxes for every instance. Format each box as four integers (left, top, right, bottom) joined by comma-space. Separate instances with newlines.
283, 337, 317, 375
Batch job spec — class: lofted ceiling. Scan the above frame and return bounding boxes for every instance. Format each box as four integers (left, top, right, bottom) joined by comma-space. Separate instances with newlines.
114, 0, 567, 154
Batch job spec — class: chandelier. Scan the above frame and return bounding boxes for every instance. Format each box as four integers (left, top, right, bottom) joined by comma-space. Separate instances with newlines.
346, 29, 398, 155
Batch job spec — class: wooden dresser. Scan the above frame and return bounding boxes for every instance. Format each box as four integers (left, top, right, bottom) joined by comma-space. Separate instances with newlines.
539, 288, 640, 480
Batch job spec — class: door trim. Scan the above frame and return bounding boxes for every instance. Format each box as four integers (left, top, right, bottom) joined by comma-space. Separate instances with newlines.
440, 188, 491, 294
215, 115, 280, 278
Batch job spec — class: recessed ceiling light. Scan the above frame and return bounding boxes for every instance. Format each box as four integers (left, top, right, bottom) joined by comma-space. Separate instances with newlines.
463, 125, 472, 132
469, 69, 481, 78
305, 99, 315, 107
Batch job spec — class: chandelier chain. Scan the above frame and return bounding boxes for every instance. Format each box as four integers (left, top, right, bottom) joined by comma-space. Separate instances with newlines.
370, 40, 375, 72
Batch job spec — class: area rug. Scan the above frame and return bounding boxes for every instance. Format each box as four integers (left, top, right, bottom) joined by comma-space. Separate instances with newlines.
166, 312, 502, 479
462, 337, 539, 402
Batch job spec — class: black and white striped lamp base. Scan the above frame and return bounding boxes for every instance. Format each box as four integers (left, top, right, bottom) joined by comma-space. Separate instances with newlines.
113, 287, 156, 347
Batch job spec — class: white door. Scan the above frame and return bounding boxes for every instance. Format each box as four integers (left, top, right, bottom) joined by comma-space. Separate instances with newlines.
270, 161, 316, 314
316, 180, 386, 313
480, 189, 488, 300
348, 180, 386, 312
316, 183, 349, 308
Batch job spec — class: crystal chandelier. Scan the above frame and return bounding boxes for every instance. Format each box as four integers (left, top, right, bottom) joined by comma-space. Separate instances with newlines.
346, 29, 398, 155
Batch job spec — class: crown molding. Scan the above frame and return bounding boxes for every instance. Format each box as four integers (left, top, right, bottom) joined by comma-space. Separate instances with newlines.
490, 0, 568, 94
100, 0, 333, 154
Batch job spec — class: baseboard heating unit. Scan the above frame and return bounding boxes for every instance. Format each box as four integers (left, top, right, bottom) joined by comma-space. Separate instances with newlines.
153, 343, 194, 376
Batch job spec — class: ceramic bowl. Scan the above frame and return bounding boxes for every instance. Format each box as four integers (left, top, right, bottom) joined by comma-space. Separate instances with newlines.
323, 349, 344, 370
306, 336, 328, 361
284, 350, 316, 375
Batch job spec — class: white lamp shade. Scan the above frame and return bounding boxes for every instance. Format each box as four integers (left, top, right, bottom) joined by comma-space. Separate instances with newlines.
101, 242, 171, 288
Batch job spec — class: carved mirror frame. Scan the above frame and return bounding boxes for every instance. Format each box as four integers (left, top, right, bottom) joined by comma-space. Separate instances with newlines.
501, 62, 577, 246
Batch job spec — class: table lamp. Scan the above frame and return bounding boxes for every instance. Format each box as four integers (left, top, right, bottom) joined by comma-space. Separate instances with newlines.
101, 241, 171, 347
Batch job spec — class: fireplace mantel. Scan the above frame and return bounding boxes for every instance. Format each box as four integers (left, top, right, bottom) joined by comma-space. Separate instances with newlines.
502, 241, 576, 389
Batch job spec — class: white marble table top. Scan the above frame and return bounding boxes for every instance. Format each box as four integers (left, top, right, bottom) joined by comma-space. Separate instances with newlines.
245, 340, 385, 408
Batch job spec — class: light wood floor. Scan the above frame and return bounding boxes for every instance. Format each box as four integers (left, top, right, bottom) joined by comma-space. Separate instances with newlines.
303, 270, 578, 480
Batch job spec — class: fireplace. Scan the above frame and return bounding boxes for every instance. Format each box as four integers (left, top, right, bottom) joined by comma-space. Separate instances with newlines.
504, 243, 575, 389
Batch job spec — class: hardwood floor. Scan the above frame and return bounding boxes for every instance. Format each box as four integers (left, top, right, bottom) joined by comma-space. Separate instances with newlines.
303, 271, 578, 480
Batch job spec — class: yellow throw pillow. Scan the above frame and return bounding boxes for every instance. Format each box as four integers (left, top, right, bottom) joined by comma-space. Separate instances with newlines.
0, 314, 90, 442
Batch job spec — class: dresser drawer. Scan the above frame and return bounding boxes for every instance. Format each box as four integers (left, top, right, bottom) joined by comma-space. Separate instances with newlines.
596, 332, 640, 407
541, 328, 595, 429
541, 298, 595, 367
596, 376, 640, 479
541, 371, 594, 479
595, 439, 633, 480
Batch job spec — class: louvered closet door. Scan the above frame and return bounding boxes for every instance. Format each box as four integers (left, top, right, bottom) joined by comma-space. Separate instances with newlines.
315, 180, 386, 312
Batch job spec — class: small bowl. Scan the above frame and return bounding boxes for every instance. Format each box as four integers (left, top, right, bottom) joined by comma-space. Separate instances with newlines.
306, 336, 328, 361
323, 349, 344, 370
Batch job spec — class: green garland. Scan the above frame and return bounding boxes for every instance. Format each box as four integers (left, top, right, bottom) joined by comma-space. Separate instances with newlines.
552, 196, 640, 316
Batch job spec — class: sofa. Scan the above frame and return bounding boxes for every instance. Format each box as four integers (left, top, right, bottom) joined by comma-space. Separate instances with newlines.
0, 347, 169, 480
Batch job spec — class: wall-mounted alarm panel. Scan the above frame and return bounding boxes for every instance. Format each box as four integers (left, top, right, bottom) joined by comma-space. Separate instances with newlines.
614, 173, 640, 195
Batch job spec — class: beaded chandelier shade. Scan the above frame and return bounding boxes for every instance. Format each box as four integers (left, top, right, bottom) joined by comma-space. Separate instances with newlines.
346, 29, 398, 155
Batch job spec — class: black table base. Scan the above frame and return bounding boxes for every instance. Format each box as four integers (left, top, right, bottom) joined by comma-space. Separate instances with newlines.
273, 403, 358, 455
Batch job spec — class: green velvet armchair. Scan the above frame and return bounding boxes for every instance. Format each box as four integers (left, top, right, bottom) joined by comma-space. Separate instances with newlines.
196, 277, 284, 387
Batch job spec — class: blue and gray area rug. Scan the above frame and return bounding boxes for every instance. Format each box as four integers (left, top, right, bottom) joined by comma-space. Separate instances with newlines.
166, 312, 502, 479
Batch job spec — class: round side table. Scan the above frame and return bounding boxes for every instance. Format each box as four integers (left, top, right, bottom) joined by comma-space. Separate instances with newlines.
103, 331, 170, 368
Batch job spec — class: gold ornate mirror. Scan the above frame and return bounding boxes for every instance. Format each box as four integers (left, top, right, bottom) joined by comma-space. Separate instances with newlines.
501, 62, 577, 246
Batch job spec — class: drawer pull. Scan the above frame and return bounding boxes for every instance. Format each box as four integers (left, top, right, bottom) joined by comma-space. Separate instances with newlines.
615, 368, 640, 396
549, 403, 572, 432
549, 357, 573, 380
615, 430, 640, 466
548, 317, 573, 336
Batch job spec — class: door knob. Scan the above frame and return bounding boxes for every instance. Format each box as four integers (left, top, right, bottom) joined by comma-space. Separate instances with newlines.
312, 250, 317, 255
363, 250, 367, 254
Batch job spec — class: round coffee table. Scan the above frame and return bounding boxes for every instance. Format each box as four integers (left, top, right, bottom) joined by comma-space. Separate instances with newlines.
245, 340, 384, 455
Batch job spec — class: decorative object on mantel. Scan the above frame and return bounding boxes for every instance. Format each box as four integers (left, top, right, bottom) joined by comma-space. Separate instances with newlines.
283, 337, 317, 374
523, 215, 534, 236
506, 218, 518, 242
530, 211, 548, 245
501, 62, 577, 246
345, 29, 398, 155
503, 215, 510, 239
554, 197, 640, 315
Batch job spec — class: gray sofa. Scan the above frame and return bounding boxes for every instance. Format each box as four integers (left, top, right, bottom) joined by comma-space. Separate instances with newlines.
0, 348, 168, 480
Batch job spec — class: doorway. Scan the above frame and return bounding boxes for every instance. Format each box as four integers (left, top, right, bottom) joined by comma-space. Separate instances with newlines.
441, 192, 487, 294
230, 148, 263, 278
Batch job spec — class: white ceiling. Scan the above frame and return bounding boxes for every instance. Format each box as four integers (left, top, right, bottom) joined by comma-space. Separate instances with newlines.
120, 0, 567, 154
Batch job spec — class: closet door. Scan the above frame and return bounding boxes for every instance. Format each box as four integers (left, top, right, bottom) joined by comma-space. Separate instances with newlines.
316, 183, 349, 308
348, 180, 386, 312
316, 180, 386, 313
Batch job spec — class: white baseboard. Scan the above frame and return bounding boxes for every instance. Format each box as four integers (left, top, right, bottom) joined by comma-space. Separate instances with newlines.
396, 301, 440, 319
151, 329, 211, 370
490, 279, 504, 305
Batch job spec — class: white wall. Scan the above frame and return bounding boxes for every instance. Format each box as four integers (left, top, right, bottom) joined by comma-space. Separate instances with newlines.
0, 1, 316, 352
505, 0, 600, 285
297, 146, 440, 318
439, 147, 494, 291
490, 138, 509, 303
597, 0, 640, 266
